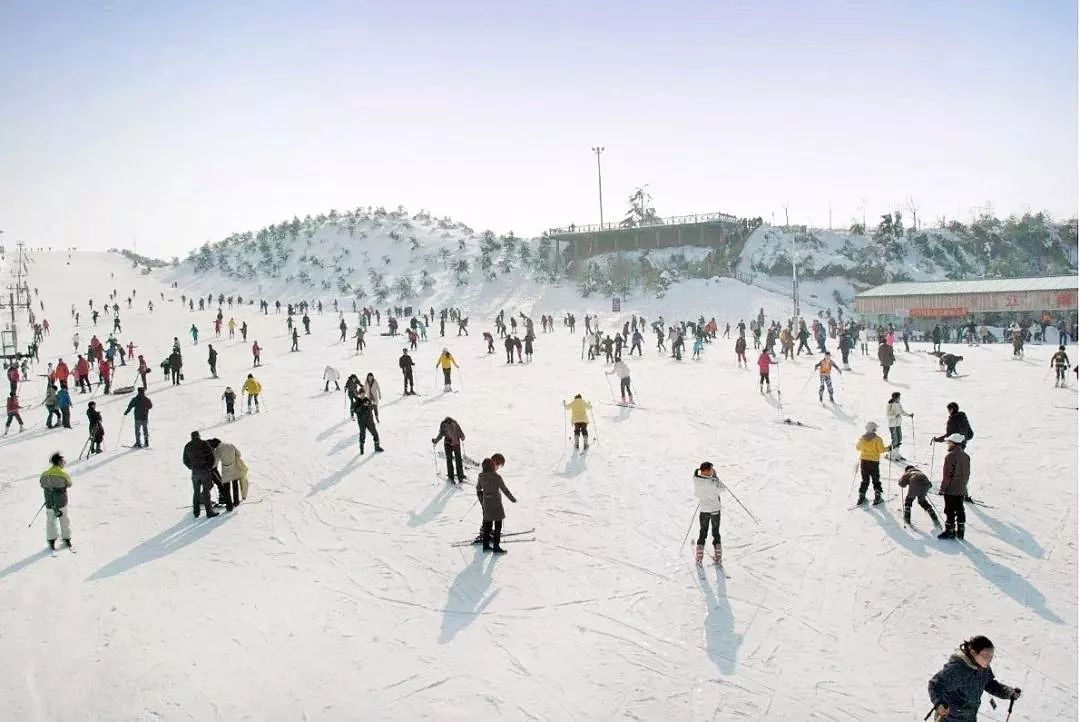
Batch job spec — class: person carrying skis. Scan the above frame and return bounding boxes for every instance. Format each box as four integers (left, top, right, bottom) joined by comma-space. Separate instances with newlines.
323, 365, 341, 392
563, 394, 592, 450
693, 461, 723, 566
432, 416, 466, 483
898, 464, 940, 528
242, 374, 261, 413
398, 349, 416, 395
606, 359, 634, 404
855, 421, 891, 506
85, 401, 104, 454
183, 431, 220, 518
928, 635, 1020, 721
886, 392, 913, 458
436, 349, 459, 392
351, 388, 384, 454
756, 349, 777, 393
937, 433, 970, 539
477, 455, 517, 554
814, 351, 841, 403
123, 387, 153, 447
1050, 344, 1071, 387
39, 452, 74, 550
222, 386, 237, 421
877, 338, 895, 380
207, 344, 218, 378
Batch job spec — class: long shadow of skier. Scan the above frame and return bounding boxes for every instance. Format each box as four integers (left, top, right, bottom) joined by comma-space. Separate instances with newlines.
966, 504, 1045, 559
869, 506, 931, 558
316, 416, 352, 442
560, 453, 587, 479
0, 548, 53, 581
407, 484, 458, 527
307, 453, 374, 497
438, 549, 499, 644
960, 543, 1063, 624
696, 567, 741, 674
86, 514, 233, 581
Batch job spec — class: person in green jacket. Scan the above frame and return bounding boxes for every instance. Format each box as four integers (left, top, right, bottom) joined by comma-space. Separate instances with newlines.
39, 452, 73, 550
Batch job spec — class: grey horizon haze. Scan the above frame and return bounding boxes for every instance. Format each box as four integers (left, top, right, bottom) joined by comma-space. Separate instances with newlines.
0, 0, 1076, 258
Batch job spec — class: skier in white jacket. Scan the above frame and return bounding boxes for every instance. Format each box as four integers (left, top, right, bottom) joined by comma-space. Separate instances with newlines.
323, 366, 341, 392
886, 391, 913, 458
693, 461, 724, 566
363, 372, 382, 422
605, 359, 634, 404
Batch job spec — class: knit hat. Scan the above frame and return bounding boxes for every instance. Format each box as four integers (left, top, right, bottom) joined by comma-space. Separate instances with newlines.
865, 421, 878, 432
904, 465, 917, 472
946, 432, 966, 444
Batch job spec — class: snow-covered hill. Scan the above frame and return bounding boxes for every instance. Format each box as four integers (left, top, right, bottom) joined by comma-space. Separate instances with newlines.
0, 251, 1076, 721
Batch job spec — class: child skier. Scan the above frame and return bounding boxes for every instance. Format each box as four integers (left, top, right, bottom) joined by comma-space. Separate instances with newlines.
814, 351, 842, 403
886, 392, 913, 459
1050, 345, 1071, 387
855, 421, 891, 506
756, 350, 777, 393
928, 635, 1020, 721
898, 465, 940, 528
222, 386, 237, 421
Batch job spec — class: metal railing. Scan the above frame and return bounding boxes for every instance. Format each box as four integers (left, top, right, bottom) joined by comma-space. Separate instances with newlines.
547, 211, 740, 236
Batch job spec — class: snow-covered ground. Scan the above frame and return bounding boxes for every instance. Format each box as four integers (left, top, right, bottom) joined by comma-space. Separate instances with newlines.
0, 251, 1076, 721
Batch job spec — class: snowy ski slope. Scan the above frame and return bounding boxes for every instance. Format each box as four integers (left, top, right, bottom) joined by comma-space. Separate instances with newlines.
0, 251, 1076, 721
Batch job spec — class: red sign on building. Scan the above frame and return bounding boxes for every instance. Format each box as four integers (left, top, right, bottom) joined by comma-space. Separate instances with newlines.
910, 307, 968, 318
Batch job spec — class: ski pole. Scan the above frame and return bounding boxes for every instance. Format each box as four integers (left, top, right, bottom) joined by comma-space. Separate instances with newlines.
78, 435, 91, 461
458, 498, 478, 523
588, 408, 599, 444
27, 502, 45, 528
798, 368, 816, 394
115, 414, 126, 450
603, 370, 616, 402
848, 460, 860, 494
432, 443, 439, 477
928, 440, 938, 489
1006, 695, 1016, 721
923, 707, 935, 721
679, 504, 700, 555
721, 484, 760, 525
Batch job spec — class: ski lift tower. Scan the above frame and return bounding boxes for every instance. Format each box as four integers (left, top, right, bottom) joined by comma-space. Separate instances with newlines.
0, 241, 33, 361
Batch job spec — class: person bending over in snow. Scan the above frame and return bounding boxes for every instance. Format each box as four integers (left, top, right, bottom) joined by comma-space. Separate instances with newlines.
898, 465, 940, 528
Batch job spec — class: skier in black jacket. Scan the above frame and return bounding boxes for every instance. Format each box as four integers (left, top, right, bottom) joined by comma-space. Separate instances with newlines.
927, 635, 1019, 721
182, 431, 219, 517
932, 402, 974, 449
398, 349, 416, 395
351, 390, 384, 454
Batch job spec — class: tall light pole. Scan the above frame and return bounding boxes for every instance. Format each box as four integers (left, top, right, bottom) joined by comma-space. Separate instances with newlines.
591, 146, 605, 228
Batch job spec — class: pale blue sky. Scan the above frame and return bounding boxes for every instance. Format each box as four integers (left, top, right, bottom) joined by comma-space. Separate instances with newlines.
0, 0, 1075, 256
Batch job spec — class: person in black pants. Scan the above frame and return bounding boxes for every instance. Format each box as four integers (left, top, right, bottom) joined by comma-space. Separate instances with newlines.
398, 348, 415, 395
352, 390, 384, 454
432, 416, 466, 483
182, 430, 220, 517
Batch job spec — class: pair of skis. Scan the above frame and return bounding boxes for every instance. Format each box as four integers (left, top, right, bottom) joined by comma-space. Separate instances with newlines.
449, 528, 535, 547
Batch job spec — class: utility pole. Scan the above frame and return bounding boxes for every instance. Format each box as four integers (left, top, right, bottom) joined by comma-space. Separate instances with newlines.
792, 230, 799, 319
1, 241, 32, 359
591, 146, 605, 228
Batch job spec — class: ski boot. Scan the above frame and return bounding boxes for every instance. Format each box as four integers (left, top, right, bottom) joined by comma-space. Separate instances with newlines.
491, 530, 507, 554
48, 539, 55, 550
713, 544, 722, 566
937, 526, 956, 540
956, 523, 965, 540
903, 508, 912, 525
694, 544, 705, 567
873, 494, 885, 506
928, 509, 942, 529
62, 539, 72, 549
856, 495, 868, 506
374, 445, 384, 453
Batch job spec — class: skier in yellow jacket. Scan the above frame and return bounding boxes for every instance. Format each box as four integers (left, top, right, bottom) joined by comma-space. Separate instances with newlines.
563, 394, 593, 450
855, 421, 891, 506
242, 373, 262, 413
39, 452, 73, 550
436, 349, 459, 392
